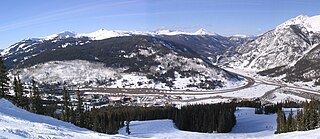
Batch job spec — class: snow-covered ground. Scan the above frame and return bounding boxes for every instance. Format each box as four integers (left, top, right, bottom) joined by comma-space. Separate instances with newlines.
269, 90, 308, 104
224, 66, 320, 91
121, 108, 275, 139
223, 67, 315, 102
0, 99, 125, 139
119, 108, 320, 139
14, 60, 244, 91
1, 99, 320, 139
221, 83, 277, 98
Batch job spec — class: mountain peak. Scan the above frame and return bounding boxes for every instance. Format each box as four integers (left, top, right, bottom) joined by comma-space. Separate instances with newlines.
81, 29, 131, 40
276, 14, 320, 32
43, 31, 77, 40
194, 28, 215, 35
14, 28, 223, 44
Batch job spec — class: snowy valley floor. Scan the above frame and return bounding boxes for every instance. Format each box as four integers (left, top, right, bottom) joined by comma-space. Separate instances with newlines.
1, 99, 320, 139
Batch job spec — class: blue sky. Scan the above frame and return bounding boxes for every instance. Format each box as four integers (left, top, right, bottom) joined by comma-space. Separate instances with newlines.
0, 0, 319, 48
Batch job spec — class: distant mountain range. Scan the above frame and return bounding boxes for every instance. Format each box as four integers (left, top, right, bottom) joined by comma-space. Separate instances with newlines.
2, 29, 249, 90
3, 14, 320, 88
2, 28, 251, 69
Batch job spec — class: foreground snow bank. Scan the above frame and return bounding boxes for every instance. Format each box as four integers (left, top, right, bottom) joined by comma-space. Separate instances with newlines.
0, 99, 125, 139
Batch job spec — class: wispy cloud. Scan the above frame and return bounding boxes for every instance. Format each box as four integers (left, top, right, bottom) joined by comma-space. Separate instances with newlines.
0, 0, 139, 32
96, 10, 216, 19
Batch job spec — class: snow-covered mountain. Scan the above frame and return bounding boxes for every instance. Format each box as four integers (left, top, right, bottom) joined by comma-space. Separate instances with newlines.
42, 31, 78, 40
0, 27, 252, 90
4, 35, 243, 90
228, 15, 320, 71
226, 15, 320, 83
276, 15, 320, 33
194, 28, 215, 35
156, 33, 251, 62
2, 28, 250, 69
22, 28, 218, 42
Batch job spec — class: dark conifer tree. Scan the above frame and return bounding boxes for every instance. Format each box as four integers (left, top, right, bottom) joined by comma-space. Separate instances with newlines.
287, 109, 294, 132
276, 110, 287, 134
276, 110, 281, 133
0, 56, 9, 98
13, 77, 18, 97
125, 121, 131, 135
308, 100, 318, 130
48, 98, 58, 117
62, 86, 71, 122
75, 89, 84, 127
13, 75, 24, 107
300, 109, 307, 131
318, 110, 320, 127
31, 79, 43, 114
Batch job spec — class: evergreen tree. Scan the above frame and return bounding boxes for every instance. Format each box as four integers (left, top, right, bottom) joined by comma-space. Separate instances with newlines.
217, 111, 227, 133
13, 77, 18, 97
75, 89, 84, 127
13, 75, 24, 107
70, 106, 76, 124
276, 110, 281, 133
304, 101, 312, 130
47, 99, 58, 117
318, 110, 320, 127
287, 109, 294, 132
300, 109, 307, 131
0, 56, 9, 98
276, 110, 287, 134
308, 100, 318, 130
31, 79, 43, 114
281, 110, 287, 133
17, 76, 23, 97
125, 121, 131, 135
62, 86, 71, 122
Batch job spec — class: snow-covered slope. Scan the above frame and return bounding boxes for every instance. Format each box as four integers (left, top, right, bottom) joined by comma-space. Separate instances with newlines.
259, 43, 320, 83
79, 29, 132, 40
0, 99, 124, 139
156, 33, 251, 62
0, 28, 209, 57
8, 35, 242, 90
228, 15, 320, 71
2, 99, 319, 139
276, 15, 320, 33
194, 28, 216, 35
118, 108, 320, 139
6, 28, 218, 44
1, 28, 250, 70
42, 31, 78, 40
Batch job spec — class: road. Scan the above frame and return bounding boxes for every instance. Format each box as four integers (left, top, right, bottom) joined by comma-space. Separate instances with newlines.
80, 68, 320, 104
81, 73, 255, 96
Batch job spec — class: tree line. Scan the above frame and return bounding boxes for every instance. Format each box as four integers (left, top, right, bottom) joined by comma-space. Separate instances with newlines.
80, 103, 236, 134
276, 100, 320, 134
173, 103, 236, 133
235, 100, 303, 115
